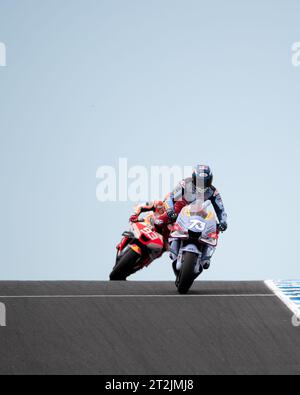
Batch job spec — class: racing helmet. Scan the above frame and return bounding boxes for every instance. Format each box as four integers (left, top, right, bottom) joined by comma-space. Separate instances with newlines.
192, 165, 213, 190
154, 200, 165, 215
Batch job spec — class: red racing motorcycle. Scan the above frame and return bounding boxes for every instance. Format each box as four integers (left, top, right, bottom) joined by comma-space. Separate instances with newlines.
110, 213, 166, 281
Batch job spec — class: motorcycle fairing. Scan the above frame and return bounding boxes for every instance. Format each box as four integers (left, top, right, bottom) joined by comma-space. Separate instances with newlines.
131, 222, 164, 260
132, 222, 164, 247
173, 201, 218, 247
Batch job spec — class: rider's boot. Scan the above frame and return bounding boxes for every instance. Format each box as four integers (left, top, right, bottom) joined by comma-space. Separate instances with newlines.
169, 240, 180, 261
201, 245, 216, 270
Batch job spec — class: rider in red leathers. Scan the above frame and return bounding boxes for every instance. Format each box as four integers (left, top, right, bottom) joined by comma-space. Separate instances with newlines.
129, 200, 186, 248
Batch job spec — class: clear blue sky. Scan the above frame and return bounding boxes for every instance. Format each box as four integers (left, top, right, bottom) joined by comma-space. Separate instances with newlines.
0, 0, 300, 280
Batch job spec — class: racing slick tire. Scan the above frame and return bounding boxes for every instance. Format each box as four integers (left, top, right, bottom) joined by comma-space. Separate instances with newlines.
110, 248, 141, 281
177, 252, 199, 294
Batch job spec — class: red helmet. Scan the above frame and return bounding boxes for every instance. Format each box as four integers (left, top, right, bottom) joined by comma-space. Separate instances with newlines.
154, 200, 165, 215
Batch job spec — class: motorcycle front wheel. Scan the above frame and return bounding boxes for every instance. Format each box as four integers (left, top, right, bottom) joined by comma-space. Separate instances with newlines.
109, 248, 141, 281
177, 252, 199, 294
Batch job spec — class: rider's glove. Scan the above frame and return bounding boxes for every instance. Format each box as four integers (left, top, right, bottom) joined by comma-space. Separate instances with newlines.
218, 221, 228, 232
129, 214, 139, 223
166, 209, 177, 223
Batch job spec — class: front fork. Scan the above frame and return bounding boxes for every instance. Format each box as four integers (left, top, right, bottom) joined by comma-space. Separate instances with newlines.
171, 241, 204, 275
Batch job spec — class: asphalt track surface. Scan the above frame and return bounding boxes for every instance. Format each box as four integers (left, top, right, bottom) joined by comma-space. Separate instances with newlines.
0, 281, 299, 375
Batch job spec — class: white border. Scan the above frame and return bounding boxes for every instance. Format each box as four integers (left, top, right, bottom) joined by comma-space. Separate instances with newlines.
265, 280, 300, 319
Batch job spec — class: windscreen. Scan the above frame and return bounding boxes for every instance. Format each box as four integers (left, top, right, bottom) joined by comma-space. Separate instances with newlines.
188, 200, 216, 221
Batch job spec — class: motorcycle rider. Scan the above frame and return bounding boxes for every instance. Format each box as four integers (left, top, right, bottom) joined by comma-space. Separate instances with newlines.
129, 200, 186, 248
129, 201, 165, 223
166, 165, 228, 271
129, 165, 228, 269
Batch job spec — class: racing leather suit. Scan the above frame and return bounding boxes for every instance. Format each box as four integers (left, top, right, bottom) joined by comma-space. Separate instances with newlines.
165, 177, 227, 224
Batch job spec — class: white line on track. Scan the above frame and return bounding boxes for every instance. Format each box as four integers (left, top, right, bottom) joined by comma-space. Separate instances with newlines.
0, 294, 276, 299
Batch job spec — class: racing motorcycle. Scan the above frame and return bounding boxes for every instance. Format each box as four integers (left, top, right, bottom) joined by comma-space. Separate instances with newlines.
110, 212, 166, 281
169, 200, 219, 294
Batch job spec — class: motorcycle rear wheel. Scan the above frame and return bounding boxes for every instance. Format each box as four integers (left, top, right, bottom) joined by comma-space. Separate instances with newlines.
177, 252, 198, 294
110, 248, 141, 281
